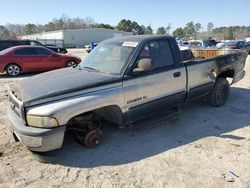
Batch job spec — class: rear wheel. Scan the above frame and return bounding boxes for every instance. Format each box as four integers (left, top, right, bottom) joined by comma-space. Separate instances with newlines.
208, 78, 230, 107
66, 61, 77, 68
6, 64, 21, 76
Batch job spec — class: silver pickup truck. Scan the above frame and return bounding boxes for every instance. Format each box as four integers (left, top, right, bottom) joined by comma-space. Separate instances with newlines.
6, 35, 247, 154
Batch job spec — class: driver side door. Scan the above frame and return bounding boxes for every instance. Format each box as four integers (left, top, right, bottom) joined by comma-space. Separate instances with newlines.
123, 39, 187, 122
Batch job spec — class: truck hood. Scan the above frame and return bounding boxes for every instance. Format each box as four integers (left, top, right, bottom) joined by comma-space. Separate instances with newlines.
12, 68, 121, 104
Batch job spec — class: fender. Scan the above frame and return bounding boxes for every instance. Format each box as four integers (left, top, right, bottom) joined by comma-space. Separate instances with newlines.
26, 86, 126, 126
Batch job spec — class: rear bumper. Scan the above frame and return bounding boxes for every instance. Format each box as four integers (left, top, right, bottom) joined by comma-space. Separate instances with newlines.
7, 107, 66, 152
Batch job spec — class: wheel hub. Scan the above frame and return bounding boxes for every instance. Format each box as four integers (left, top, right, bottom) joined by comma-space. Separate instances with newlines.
7, 65, 20, 76
84, 129, 103, 148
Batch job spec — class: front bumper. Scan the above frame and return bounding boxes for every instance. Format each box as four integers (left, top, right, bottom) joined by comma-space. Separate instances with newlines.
7, 107, 66, 152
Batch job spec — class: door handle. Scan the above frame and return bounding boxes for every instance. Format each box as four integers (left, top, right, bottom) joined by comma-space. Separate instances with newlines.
173, 72, 181, 77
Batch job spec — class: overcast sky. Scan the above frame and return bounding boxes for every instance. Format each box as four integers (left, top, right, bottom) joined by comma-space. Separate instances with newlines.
1, 0, 249, 31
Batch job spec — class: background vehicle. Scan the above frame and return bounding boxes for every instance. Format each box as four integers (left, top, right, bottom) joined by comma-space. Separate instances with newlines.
42, 43, 67, 54
85, 43, 98, 53
179, 40, 217, 50
223, 40, 250, 54
0, 40, 29, 51
204, 39, 217, 46
0, 40, 68, 54
0, 46, 81, 76
6, 35, 247, 155
188, 40, 217, 48
216, 42, 226, 48
244, 41, 250, 47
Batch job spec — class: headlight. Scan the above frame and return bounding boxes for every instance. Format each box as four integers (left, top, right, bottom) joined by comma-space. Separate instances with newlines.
26, 115, 59, 128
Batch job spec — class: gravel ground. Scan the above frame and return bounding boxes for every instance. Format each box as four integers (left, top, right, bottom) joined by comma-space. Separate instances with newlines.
0, 55, 249, 188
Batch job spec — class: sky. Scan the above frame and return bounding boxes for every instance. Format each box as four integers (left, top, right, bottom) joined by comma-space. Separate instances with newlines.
1, 0, 250, 31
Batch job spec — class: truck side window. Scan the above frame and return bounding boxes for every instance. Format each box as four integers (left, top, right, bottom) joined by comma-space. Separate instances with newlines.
137, 40, 175, 70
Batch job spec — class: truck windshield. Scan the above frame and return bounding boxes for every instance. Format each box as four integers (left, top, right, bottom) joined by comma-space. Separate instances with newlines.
80, 42, 135, 75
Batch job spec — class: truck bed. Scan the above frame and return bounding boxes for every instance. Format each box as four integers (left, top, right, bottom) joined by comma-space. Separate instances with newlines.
180, 49, 241, 62
181, 49, 247, 101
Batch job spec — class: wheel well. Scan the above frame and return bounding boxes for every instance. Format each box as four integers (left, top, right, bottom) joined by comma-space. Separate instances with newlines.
217, 69, 234, 79
4, 63, 22, 72
68, 105, 125, 128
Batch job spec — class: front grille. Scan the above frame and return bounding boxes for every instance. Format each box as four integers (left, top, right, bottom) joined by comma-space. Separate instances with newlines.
8, 88, 24, 120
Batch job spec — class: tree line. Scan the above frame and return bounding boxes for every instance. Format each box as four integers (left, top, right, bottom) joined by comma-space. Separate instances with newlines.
173, 22, 250, 40
0, 15, 250, 40
0, 16, 166, 39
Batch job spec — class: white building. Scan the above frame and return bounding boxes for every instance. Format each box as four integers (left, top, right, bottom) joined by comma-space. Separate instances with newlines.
19, 28, 132, 48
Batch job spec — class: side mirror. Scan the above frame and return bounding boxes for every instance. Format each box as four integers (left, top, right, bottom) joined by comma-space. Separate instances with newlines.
133, 58, 152, 75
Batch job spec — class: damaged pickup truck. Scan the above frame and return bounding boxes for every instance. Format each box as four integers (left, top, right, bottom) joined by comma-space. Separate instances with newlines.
6, 35, 247, 154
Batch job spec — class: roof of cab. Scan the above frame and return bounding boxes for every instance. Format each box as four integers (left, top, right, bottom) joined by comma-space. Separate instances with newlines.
102, 35, 174, 44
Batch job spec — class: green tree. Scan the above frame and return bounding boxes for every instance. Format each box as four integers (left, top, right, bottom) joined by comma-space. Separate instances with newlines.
131, 21, 144, 34
184, 21, 196, 37
0, 25, 11, 39
140, 25, 147, 34
173, 27, 185, 38
165, 23, 171, 34
145, 25, 153, 34
116, 19, 133, 32
156, 27, 166, 35
194, 23, 202, 32
225, 28, 234, 40
95, 23, 114, 30
44, 22, 56, 31
116, 19, 144, 34
24, 23, 38, 34
56, 19, 66, 30
207, 22, 214, 32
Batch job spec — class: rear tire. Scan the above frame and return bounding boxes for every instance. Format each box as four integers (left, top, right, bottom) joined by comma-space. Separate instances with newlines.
6, 64, 21, 76
208, 78, 230, 107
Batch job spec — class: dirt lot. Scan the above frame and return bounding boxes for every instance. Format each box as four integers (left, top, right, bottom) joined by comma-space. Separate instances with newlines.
0, 55, 250, 188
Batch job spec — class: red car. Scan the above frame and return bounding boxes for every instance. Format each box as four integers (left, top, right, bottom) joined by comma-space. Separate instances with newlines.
0, 46, 81, 76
